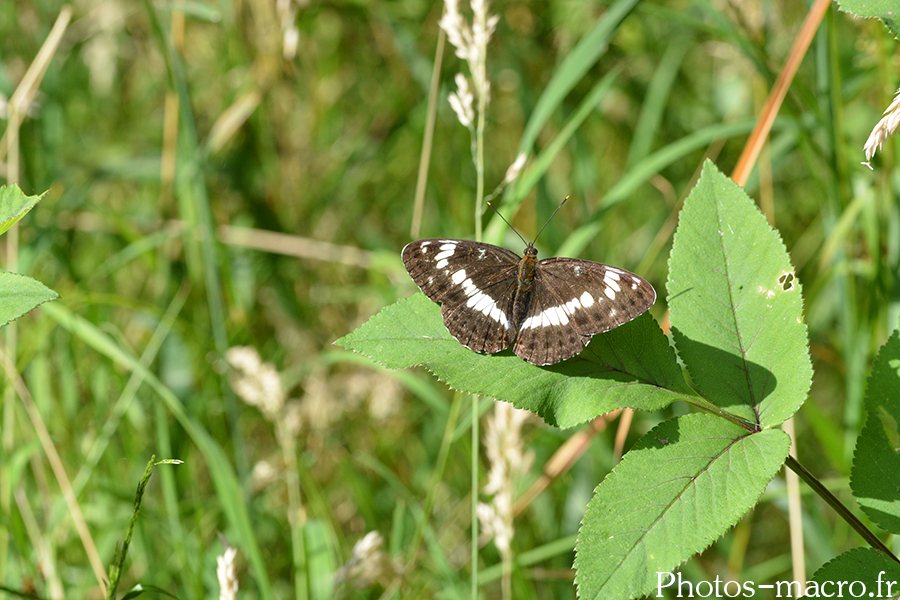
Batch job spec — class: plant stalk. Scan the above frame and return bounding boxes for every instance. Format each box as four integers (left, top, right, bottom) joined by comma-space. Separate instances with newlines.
784, 455, 897, 561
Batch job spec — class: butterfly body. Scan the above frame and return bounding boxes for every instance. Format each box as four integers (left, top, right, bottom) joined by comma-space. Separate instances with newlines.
511, 246, 537, 331
402, 238, 655, 366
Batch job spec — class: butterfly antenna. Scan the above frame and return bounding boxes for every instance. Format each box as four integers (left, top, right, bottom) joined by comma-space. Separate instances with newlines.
486, 201, 529, 247
487, 197, 569, 246
532, 196, 569, 244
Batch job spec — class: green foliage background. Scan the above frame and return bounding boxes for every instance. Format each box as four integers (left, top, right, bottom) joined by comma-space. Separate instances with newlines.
1, 1, 898, 598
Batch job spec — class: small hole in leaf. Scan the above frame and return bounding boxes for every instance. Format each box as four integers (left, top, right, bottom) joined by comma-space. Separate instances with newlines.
778, 272, 795, 292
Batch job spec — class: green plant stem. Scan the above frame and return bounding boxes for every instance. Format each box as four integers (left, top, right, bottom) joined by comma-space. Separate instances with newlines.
502, 551, 511, 600
472, 394, 480, 600
107, 456, 157, 600
474, 88, 486, 243
784, 455, 897, 561
472, 40, 488, 599
412, 27, 445, 240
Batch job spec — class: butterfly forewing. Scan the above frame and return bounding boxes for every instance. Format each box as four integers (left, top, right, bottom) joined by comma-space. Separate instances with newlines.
402, 237, 656, 366
402, 239, 520, 353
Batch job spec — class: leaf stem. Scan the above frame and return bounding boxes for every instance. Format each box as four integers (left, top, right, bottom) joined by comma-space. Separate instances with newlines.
784, 455, 897, 561
673, 362, 896, 561
680, 394, 760, 433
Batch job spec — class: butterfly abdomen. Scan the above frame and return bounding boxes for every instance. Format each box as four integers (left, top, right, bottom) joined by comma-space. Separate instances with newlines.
511, 246, 537, 332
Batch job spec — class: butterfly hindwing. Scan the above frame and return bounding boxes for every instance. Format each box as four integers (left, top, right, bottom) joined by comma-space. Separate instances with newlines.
402, 239, 520, 353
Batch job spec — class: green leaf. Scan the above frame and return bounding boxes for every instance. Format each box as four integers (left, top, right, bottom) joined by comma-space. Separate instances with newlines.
0, 184, 46, 237
837, 0, 900, 39
335, 294, 691, 428
0, 186, 58, 328
574, 413, 790, 600
811, 547, 900, 598
851, 324, 900, 534
0, 272, 58, 327
667, 161, 811, 427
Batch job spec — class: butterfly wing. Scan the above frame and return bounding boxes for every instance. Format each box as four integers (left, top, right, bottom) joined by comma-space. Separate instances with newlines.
513, 258, 656, 365
402, 239, 521, 354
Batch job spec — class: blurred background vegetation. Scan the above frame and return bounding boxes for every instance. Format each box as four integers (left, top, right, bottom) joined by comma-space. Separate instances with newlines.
1, 0, 898, 598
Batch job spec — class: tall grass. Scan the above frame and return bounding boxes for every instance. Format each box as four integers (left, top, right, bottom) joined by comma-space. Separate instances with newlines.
0, 1, 896, 598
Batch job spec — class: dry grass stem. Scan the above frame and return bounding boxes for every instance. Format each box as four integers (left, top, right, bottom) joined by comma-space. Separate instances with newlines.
51, 217, 378, 269
15, 489, 63, 599
207, 91, 264, 154
0, 6, 72, 167
513, 411, 619, 516
730, 0, 830, 187
783, 417, 806, 591
613, 408, 634, 463
218, 225, 376, 269
0, 346, 106, 591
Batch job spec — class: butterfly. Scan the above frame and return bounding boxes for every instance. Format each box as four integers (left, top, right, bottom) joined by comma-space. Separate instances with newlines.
402, 203, 656, 365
